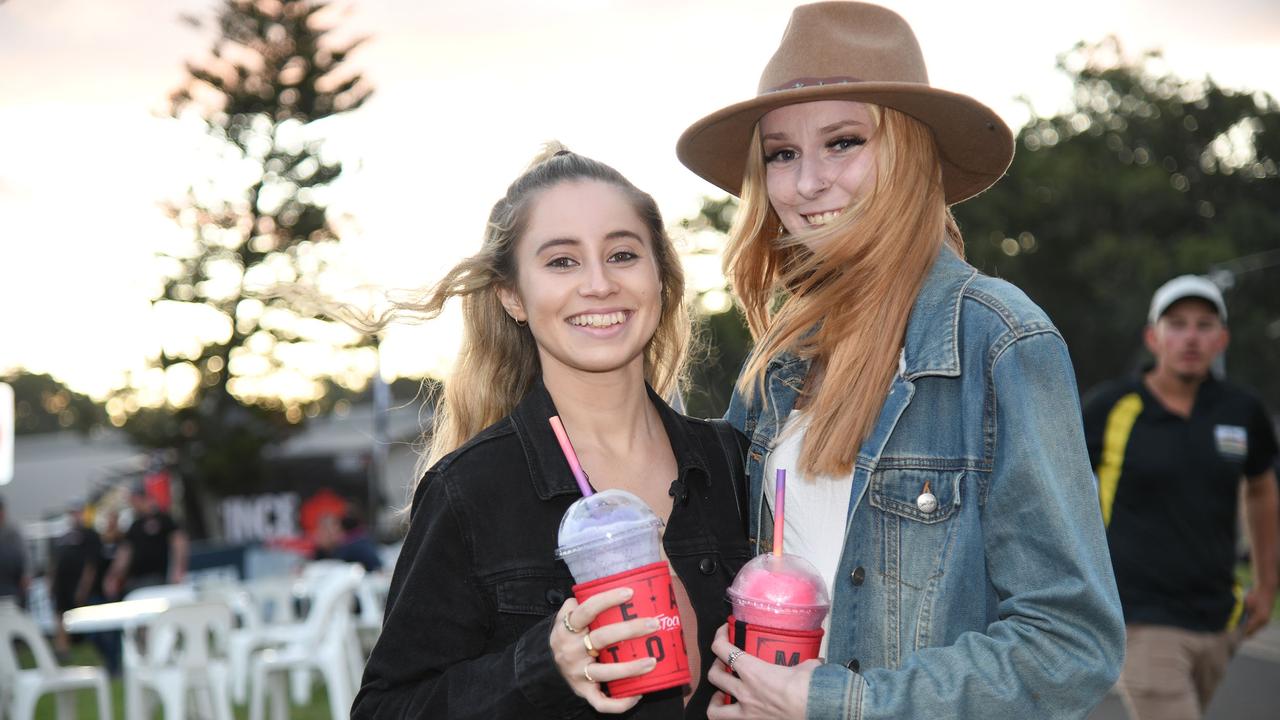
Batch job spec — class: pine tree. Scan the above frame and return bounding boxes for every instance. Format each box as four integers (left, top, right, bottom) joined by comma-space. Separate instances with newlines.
118, 0, 374, 536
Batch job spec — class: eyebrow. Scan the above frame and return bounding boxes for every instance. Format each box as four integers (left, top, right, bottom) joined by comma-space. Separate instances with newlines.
761, 119, 868, 142
534, 230, 645, 255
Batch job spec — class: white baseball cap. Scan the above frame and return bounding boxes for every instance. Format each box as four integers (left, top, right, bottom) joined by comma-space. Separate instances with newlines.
1148, 275, 1227, 324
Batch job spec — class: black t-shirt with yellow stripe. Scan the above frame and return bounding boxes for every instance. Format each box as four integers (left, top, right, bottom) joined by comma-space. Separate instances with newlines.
1083, 374, 1278, 632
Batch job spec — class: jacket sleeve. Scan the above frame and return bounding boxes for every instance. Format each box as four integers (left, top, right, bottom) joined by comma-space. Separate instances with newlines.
352, 470, 587, 719
806, 330, 1126, 720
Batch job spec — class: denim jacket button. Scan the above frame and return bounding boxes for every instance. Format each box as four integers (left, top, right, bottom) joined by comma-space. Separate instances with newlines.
851, 566, 865, 586
845, 658, 860, 673
699, 558, 718, 575
545, 588, 566, 606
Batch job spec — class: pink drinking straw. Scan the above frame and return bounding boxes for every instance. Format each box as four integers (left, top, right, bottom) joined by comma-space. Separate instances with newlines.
548, 416, 594, 497
773, 468, 785, 557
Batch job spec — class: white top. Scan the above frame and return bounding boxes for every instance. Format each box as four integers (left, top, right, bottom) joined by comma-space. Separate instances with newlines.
763, 410, 855, 656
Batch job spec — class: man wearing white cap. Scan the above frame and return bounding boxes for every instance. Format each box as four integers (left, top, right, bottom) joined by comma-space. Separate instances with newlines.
1083, 275, 1278, 720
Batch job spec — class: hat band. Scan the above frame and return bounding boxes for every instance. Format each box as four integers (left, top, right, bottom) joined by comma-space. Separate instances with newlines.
766, 76, 863, 93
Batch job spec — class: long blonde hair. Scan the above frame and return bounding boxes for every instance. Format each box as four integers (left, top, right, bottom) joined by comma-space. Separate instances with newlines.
726, 107, 963, 478
389, 144, 689, 478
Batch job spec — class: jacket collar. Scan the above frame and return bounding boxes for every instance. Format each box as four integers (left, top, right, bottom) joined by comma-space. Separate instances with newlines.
901, 245, 976, 379
509, 375, 712, 501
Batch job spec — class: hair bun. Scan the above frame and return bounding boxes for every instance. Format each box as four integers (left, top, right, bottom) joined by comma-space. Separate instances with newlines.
527, 140, 572, 168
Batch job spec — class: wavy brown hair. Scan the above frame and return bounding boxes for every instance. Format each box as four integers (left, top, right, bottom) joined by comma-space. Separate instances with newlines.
726, 107, 962, 478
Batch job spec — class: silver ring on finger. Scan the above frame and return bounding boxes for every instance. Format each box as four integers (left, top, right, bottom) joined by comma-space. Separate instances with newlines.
583, 663, 597, 683
562, 611, 583, 635
726, 648, 745, 672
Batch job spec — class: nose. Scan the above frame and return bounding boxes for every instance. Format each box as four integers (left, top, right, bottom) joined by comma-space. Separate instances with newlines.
796, 156, 832, 199
578, 257, 619, 298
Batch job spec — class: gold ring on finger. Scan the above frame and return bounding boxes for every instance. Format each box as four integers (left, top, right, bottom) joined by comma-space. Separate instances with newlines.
583, 632, 600, 658
583, 663, 597, 683
562, 612, 583, 635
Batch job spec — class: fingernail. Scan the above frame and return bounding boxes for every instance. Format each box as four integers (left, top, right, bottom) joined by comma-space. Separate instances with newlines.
646, 619, 659, 631
621, 588, 634, 599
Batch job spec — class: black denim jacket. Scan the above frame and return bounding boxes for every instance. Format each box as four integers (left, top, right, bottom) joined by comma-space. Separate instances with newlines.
353, 379, 751, 719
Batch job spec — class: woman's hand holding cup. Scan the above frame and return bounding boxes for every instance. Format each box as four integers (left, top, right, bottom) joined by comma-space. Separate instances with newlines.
551, 587, 658, 713
706, 624, 816, 720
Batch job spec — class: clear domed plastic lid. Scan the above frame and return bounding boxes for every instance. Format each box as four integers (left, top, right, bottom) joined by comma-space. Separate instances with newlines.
727, 553, 831, 616
555, 489, 662, 559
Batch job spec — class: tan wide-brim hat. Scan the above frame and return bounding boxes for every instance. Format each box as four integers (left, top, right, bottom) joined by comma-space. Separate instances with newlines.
676, 2, 1014, 205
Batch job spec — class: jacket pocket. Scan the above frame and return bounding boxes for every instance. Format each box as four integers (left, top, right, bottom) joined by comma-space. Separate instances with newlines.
495, 575, 575, 615
868, 468, 963, 524
490, 574, 575, 644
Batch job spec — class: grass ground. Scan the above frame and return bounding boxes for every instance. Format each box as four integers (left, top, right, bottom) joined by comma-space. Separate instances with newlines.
26, 643, 335, 720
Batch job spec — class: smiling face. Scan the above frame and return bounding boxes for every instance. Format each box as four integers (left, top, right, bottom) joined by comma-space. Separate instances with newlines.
497, 179, 663, 382
759, 100, 879, 237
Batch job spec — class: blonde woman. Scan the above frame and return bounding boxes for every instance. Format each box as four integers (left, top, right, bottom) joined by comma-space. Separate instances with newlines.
352, 146, 752, 719
675, 4, 1125, 719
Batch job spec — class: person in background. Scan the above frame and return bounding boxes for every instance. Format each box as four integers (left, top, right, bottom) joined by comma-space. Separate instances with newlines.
675, 3, 1124, 717
49, 500, 103, 658
1083, 274, 1279, 720
104, 484, 189, 598
91, 507, 125, 676
0, 494, 31, 607
313, 510, 383, 573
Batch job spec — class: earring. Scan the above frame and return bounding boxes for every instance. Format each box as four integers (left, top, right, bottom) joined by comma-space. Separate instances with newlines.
515, 318, 527, 327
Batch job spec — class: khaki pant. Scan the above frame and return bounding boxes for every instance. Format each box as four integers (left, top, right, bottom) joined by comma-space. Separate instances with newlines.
1117, 624, 1241, 720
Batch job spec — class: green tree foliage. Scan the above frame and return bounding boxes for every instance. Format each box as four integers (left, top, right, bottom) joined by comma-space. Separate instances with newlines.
681, 197, 750, 418
2, 371, 106, 436
955, 38, 1280, 406
115, 0, 374, 534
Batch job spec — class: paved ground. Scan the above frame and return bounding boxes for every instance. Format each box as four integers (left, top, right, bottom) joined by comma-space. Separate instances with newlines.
1088, 623, 1280, 720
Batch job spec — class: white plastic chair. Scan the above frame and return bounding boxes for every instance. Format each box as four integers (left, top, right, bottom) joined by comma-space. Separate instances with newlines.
201, 576, 302, 706
123, 601, 234, 720
0, 599, 111, 720
354, 572, 390, 655
248, 564, 364, 720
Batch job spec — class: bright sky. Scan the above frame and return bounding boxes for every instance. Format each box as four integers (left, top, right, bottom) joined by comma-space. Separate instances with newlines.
2, 0, 1278, 401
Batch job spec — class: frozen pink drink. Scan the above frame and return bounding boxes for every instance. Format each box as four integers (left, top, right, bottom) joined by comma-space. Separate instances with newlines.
723, 554, 830, 703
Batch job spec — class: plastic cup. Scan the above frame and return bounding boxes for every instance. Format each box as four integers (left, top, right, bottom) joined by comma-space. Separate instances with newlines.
556, 490, 663, 583
723, 553, 830, 703
556, 489, 691, 697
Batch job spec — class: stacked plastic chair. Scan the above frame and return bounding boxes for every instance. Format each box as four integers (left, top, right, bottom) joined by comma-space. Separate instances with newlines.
248, 563, 366, 720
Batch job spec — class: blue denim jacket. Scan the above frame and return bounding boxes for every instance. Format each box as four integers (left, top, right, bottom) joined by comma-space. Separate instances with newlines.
725, 247, 1124, 719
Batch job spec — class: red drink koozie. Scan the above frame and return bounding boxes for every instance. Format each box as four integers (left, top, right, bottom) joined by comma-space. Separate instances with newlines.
573, 560, 691, 698
729, 614, 823, 666
722, 615, 825, 704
